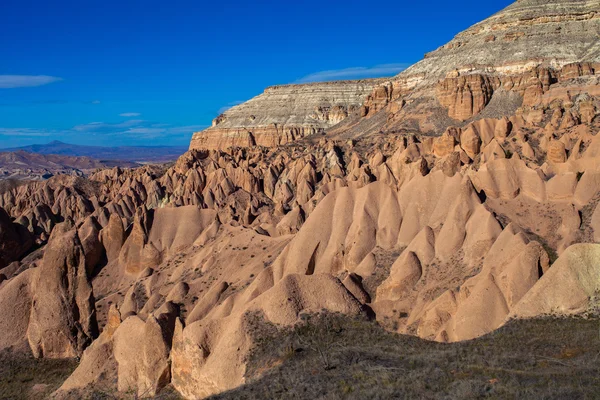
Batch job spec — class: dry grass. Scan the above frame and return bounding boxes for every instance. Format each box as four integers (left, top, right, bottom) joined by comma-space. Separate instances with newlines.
2, 313, 598, 399
212, 312, 600, 400
0, 348, 78, 400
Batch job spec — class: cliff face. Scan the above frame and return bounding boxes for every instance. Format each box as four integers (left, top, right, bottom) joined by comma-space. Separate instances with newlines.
190, 0, 600, 151
433, 63, 600, 121
328, 0, 600, 138
400, 0, 600, 122
401, 0, 600, 83
189, 79, 385, 150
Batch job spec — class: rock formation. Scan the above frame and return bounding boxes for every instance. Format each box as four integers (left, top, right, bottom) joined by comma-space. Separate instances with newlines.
0, 1, 599, 399
189, 79, 385, 150
511, 244, 600, 318
402, 0, 600, 82
188, 1, 600, 152
27, 220, 98, 358
0, 150, 141, 182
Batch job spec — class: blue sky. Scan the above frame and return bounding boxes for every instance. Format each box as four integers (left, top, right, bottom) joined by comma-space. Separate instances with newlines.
0, 0, 513, 148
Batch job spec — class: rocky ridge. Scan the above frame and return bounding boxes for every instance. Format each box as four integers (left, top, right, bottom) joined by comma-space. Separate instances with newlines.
1, 102, 600, 396
0, 151, 139, 182
189, 79, 386, 150
191, 0, 600, 149
0, 1, 600, 399
338, 0, 600, 135
401, 0, 600, 83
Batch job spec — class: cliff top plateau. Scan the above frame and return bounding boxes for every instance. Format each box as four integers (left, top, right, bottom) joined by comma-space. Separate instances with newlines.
191, 0, 600, 151
399, 0, 600, 83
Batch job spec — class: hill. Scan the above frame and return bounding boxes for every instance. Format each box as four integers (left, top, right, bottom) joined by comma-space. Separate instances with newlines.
0, 151, 139, 182
4, 140, 187, 163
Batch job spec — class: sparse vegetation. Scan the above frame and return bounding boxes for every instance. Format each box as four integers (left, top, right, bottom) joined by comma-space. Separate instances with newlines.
0, 349, 78, 400
212, 312, 600, 400
3, 313, 599, 400
362, 246, 405, 301
64, 383, 184, 400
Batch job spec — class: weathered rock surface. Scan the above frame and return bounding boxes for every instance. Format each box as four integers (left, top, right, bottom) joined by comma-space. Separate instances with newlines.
1, 1, 600, 399
511, 244, 600, 318
437, 74, 496, 121
118, 206, 218, 275
171, 273, 365, 399
27, 220, 98, 358
402, 0, 600, 84
57, 305, 121, 394
0, 269, 35, 350
113, 305, 176, 397
190, 80, 385, 150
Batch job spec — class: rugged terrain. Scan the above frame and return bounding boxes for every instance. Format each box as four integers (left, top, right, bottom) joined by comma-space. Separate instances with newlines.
0, 151, 139, 182
4, 141, 187, 163
212, 314, 600, 400
191, 0, 600, 147
1, 0, 600, 399
332, 0, 600, 138
189, 79, 385, 150
0, 141, 188, 183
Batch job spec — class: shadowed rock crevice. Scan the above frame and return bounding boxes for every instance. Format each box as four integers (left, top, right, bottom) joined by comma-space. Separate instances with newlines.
305, 242, 320, 275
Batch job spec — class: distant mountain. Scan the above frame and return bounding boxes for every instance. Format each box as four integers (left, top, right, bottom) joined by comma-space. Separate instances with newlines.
2, 141, 187, 163
0, 150, 139, 181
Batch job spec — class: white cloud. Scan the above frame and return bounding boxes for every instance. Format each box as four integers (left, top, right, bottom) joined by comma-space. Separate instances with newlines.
0, 128, 54, 137
72, 119, 207, 139
120, 112, 141, 117
0, 75, 63, 89
0, 121, 207, 143
73, 120, 141, 133
295, 64, 408, 83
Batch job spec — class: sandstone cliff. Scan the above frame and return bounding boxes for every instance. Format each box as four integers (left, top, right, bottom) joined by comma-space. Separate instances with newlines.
343, 0, 600, 134
402, 0, 600, 83
189, 79, 385, 150
189, 0, 600, 151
